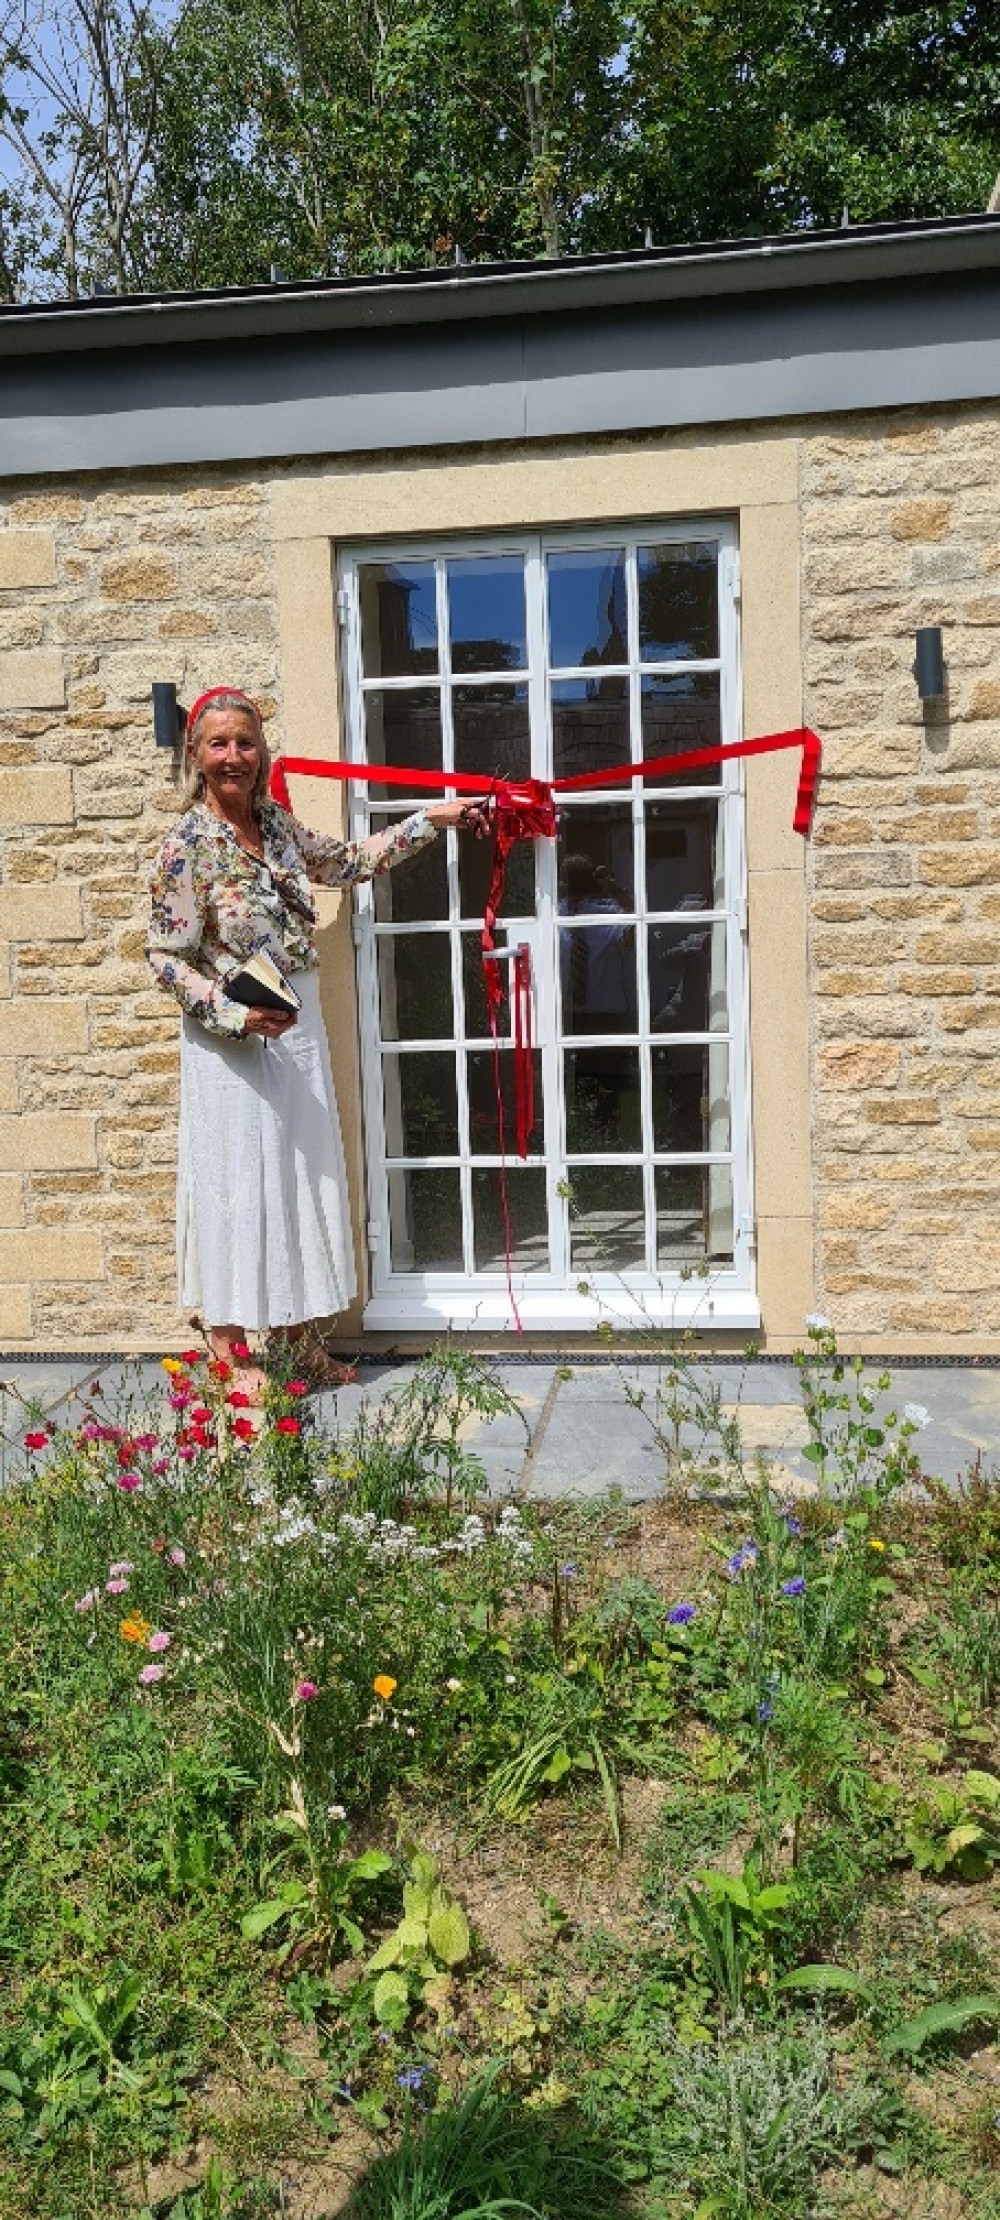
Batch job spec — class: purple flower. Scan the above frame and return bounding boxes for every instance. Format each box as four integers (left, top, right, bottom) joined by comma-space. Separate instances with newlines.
559, 1563, 578, 1578
757, 1700, 774, 1722
784, 1515, 803, 1538
782, 1576, 806, 1598
397, 2066, 428, 2092
668, 1602, 697, 1625
727, 1541, 759, 1579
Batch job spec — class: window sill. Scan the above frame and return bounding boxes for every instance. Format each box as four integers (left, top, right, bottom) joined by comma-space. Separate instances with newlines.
363, 1285, 761, 1334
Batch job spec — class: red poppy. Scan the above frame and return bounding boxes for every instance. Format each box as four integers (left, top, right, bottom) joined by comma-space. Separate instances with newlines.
227, 1390, 252, 1409
275, 1416, 301, 1436
191, 1407, 212, 1425
117, 1441, 137, 1465
24, 1431, 48, 1450
180, 1348, 203, 1365
286, 1380, 309, 1397
230, 1340, 251, 1360
190, 1427, 212, 1449
208, 1360, 232, 1382
231, 1416, 254, 1442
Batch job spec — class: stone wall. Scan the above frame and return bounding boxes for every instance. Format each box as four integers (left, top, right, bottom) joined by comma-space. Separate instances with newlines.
802, 402, 1000, 1342
0, 475, 278, 1345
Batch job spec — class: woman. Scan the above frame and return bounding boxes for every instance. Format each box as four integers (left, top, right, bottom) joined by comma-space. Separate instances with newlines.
148, 686, 487, 1394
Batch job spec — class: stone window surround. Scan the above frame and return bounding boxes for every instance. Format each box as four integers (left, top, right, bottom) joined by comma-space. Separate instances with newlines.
268, 433, 814, 1346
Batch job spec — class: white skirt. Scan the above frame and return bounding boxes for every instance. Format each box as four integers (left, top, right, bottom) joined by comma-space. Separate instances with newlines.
176, 969, 357, 1330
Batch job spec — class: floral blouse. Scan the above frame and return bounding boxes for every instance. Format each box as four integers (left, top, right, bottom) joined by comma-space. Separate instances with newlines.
147, 798, 437, 1037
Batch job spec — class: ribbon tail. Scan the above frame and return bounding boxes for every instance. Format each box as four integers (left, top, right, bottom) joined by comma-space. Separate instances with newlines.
793, 729, 821, 836
270, 759, 292, 811
513, 945, 533, 1161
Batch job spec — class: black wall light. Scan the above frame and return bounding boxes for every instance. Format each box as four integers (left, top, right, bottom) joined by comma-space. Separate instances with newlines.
152, 682, 187, 748
914, 626, 945, 701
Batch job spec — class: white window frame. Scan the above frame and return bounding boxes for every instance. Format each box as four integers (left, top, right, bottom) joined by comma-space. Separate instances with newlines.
339, 521, 758, 1334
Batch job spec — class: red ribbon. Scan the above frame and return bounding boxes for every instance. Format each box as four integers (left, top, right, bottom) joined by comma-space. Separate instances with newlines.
270, 728, 820, 1326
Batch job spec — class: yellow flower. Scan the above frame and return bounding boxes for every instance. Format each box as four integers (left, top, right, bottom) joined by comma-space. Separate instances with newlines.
373, 1673, 397, 1701
161, 1357, 184, 1376
120, 1613, 152, 1644
868, 1538, 886, 1552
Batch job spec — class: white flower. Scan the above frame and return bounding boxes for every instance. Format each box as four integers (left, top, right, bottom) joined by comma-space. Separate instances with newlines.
903, 1402, 930, 1430
327, 1802, 347, 1821
805, 1313, 831, 1332
446, 1678, 463, 1693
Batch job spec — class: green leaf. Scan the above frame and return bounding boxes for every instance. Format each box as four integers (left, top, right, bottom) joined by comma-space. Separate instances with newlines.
966, 1771, 1000, 1808
778, 1964, 872, 1999
372, 1970, 410, 2026
427, 1898, 471, 1967
884, 1994, 1000, 2056
863, 1667, 886, 1687
541, 1747, 572, 1783
338, 1914, 366, 1955
0, 2070, 23, 2098
349, 1851, 392, 1881
394, 1916, 430, 1951
241, 1897, 292, 1940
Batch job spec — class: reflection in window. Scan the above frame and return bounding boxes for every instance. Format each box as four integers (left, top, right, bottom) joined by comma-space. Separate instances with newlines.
447, 555, 527, 674
564, 1046, 642, 1152
651, 1044, 730, 1153
382, 1051, 457, 1158
388, 1168, 463, 1271
645, 800, 721, 913
548, 548, 627, 669
473, 1168, 548, 1272
377, 935, 453, 1041
374, 815, 449, 923
359, 562, 438, 678
641, 671, 721, 774
638, 541, 719, 662
569, 1166, 645, 1270
647, 920, 727, 1033
365, 687, 442, 772
453, 681, 530, 783
559, 920, 636, 1035
467, 1050, 543, 1155
556, 804, 634, 912
551, 675, 630, 779
655, 1164, 733, 1265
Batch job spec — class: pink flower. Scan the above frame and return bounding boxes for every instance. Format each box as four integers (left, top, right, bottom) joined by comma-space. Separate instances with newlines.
106, 1577, 129, 1596
138, 1662, 164, 1685
80, 1422, 102, 1442
294, 1680, 319, 1702
75, 1589, 100, 1612
108, 1560, 134, 1577
168, 1545, 186, 1567
152, 1458, 169, 1476
117, 1471, 142, 1493
134, 1433, 158, 1452
169, 1391, 192, 1410
24, 1431, 48, 1451
147, 1630, 171, 1653
177, 1445, 196, 1462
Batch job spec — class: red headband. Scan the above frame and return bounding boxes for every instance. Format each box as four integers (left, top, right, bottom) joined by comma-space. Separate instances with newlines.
185, 686, 260, 740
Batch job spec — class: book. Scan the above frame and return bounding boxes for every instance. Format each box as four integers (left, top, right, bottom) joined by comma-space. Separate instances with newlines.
224, 950, 302, 1015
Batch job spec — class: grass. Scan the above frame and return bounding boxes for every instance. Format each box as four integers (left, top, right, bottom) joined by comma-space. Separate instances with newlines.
1, 1329, 1000, 2218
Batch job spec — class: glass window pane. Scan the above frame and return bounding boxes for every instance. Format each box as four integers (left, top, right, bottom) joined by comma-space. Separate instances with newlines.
557, 804, 634, 912
447, 555, 527, 674
646, 800, 721, 913
366, 687, 442, 772
547, 548, 627, 669
551, 675, 629, 780
359, 562, 438, 678
648, 920, 728, 1033
378, 934, 453, 1041
559, 922, 636, 1035
453, 681, 530, 783
388, 1168, 463, 1271
467, 1049, 543, 1156
461, 931, 493, 1039
565, 1047, 642, 1152
373, 811, 449, 922
473, 1168, 548, 1273
569, 1166, 645, 1271
459, 822, 535, 921
640, 672, 721, 779
638, 541, 719, 662
655, 1164, 734, 1266
382, 1051, 458, 1157
651, 1044, 731, 1153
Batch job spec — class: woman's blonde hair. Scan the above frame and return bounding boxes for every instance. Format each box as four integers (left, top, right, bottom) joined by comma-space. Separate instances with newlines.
178, 690, 272, 812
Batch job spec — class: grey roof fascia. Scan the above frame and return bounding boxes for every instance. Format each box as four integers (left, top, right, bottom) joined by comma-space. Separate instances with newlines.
2, 211, 1000, 359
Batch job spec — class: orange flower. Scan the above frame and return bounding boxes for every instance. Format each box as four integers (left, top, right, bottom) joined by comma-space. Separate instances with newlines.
373, 1673, 397, 1702
120, 1613, 152, 1644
